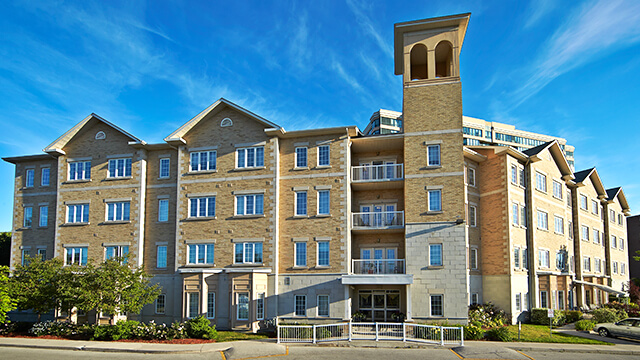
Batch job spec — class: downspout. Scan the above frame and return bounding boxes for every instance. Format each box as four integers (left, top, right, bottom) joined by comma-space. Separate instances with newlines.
524, 158, 538, 308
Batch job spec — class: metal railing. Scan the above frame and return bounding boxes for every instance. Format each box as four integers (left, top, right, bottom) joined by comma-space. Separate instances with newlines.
352, 211, 404, 228
352, 164, 403, 182
278, 322, 463, 346
352, 259, 405, 274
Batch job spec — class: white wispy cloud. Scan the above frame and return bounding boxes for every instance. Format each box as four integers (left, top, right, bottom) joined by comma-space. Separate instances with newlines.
331, 58, 365, 94
345, 0, 393, 59
506, 0, 640, 111
524, 0, 556, 28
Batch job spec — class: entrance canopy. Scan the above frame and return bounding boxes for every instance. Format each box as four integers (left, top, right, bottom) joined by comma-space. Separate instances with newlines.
573, 280, 626, 296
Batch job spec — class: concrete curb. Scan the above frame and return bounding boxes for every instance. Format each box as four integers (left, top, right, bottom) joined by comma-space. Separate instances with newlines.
506, 345, 640, 356
0, 341, 231, 354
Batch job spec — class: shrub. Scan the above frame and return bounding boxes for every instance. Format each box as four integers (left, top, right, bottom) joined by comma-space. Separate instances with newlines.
184, 316, 217, 339
485, 326, 512, 342
565, 310, 583, 323
575, 320, 596, 331
462, 323, 485, 340
592, 308, 627, 324
413, 325, 441, 340
29, 321, 80, 337
468, 302, 508, 328
531, 308, 564, 326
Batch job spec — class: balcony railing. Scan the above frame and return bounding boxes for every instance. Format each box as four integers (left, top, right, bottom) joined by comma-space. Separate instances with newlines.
352, 211, 404, 228
352, 164, 403, 182
352, 259, 405, 274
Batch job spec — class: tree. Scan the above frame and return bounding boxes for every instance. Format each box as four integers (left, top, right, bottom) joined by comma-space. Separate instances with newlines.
0, 266, 17, 323
0, 233, 11, 266
11, 257, 68, 321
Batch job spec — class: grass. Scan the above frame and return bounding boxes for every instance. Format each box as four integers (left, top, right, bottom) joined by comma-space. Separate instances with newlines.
505, 324, 611, 345
216, 331, 270, 342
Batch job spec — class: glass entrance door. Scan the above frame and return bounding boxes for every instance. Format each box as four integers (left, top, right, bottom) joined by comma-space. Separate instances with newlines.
358, 290, 401, 321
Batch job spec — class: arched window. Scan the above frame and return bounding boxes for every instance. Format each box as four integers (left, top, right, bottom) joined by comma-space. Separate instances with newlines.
410, 44, 428, 80
435, 41, 453, 78
220, 118, 233, 127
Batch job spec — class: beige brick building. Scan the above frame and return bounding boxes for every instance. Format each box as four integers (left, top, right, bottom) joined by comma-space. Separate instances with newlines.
4, 13, 631, 329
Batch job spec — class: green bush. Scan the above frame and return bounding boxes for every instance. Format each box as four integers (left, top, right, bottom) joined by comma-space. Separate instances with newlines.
530, 308, 565, 326
575, 320, 596, 331
592, 308, 627, 324
413, 325, 441, 340
565, 310, 583, 323
462, 323, 485, 340
468, 302, 508, 328
485, 326, 512, 342
184, 316, 217, 339
29, 321, 80, 337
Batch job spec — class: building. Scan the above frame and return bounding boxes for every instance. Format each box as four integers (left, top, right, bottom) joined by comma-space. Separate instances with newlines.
4, 13, 631, 329
627, 215, 640, 280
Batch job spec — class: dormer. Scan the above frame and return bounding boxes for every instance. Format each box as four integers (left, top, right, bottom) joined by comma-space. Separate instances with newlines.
394, 13, 470, 84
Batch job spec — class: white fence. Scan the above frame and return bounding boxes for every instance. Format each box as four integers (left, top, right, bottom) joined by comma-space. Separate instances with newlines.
278, 322, 463, 346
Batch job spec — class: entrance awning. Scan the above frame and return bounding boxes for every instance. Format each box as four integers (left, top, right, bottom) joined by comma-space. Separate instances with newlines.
573, 280, 626, 296
341, 274, 413, 285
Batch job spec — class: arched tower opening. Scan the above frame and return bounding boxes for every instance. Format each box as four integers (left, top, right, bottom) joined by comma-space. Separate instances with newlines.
435, 41, 453, 78
410, 44, 428, 80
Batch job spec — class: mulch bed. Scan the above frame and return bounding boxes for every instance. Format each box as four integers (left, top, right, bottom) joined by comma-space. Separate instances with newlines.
0, 334, 216, 344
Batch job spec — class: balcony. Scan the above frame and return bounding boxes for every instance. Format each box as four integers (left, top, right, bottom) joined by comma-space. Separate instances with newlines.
352, 211, 404, 233
342, 259, 412, 285
351, 164, 404, 190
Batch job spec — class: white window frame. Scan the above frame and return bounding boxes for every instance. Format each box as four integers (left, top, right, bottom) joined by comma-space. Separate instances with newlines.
537, 210, 548, 231
156, 245, 167, 268
107, 158, 132, 178
579, 194, 588, 210
105, 245, 129, 262
428, 189, 442, 212
552, 180, 563, 199
25, 168, 34, 188
512, 203, 519, 226
294, 241, 307, 267
538, 249, 550, 268
470, 247, 478, 270
106, 201, 130, 222
234, 242, 263, 264
37, 248, 46, 261
610, 209, 616, 223
237, 292, 249, 320
295, 147, 308, 168
595, 258, 601, 273
510, 165, 517, 184
514, 247, 520, 268
426, 144, 441, 166
236, 146, 264, 169
294, 295, 307, 317
317, 294, 329, 317
429, 244, 443, 266
430, 294, 444, 317
65, 247, 88, 266
41, 167, 50, 186
554, 215, 564, 235
611, 235, 617, 248
187, 243, 215, 265
317, 241, 330, 267
256, 293, 265, 320
591, 200, 599, 215
188, 292, 199, 318
620, 238, 625, 250
535, 172, 547, 192
613, 261, 618, 274
468, 205, 477, 227
190, 150, 216, 172
68, 161, 91, 181
581, 225, 589, 241
467, 167, 476, 187
540, 291, 548, 308
39, 205, 48, 227
317, 190, 330, 215
189, 197, 216, 218
235, 194, 264, 215
593, 229, 600, 244
158, 199, 169, 222
515, 293, 522, 311
155, 294, 166, 314
295, 191, 307, 216
207, 292, 216, 319
317, 145, 330, 167
471, 293, 479, 305
159, 157, 171, 178
583, 256, 591, 272
23, 206, 32, 228
21, 249, 30, 265
66, 204, 89, 223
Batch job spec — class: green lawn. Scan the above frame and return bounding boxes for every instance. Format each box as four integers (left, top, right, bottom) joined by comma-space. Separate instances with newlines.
504, 324, 611, 345
216, 331, 270, 342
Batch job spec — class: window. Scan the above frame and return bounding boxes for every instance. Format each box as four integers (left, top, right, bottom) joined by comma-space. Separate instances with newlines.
553, 181, 563, 199
234, 242, 263, 264
39, 206, 48, 227
554, 216, 564, 234
519, 167, 526, 187
25, 169, 34, 187
188, 293, 199, 318
520, 205, 527, 227
235, 194, 264, 215
514, 248, 520, 268
41, 168, 50, 186
610, 209, 615, 223
106, 201, 130, 221
470, 248, 478, 270
583, 256, 591, 272
620, 238, 625, 250
471, 293, 479, 305
556, 251, 567, 271
430, 295, 443, 316
581, 225, 589, 241
591, 200, 598, 215
539, 249, 550, 268
522, 249, 528, 269
613, 261, 618, 274
468, 205, 477, 227
67, 204, 89, 223
65, 247, 88, 266
622, 263, 626, 275
295, 191, 307, 216
429, 244, 443, 266
510, 165, 517, 184
21, 249, 30, 265
579, 194, 588, 210
427, 145, 440, 166
595, 258, 601, 273
159, 158, 170, 178
317, 241, 330, 267
467, 168, 476, 186
537, 210, 548, 230
105, 245, 129, 261
190, 151, 216, 172
516, 293, 521, 311
568, 221, 573, 239
294, 295, 306, 316
207, 292, 215, 319
511, 203, 519, 226
540, 291, 548, 308
611, 235, 617, 248
69, 161, 91, 180
294, 242, 307, 267
317, 190, 330, 215
256, 293, 265, 320
295, 147, 308, 168
237, 146, 264, 168
37, 248, 46, 261
158, 199, 169, 222
318, 145, 330, 167
567, 190, 572, 207
237, 292, 249, 320
535, 172, 547, 192
189, 197, 215, 218
428, 190, 442, 212
108, 158, 132, 178
618, 214, 623, 225
157, 245, 167, 268
317, 295, 329, 317
23, 207, 32, 228
188, 244, 214, 265
593, 229, 600, 244
156, 294, 166, 314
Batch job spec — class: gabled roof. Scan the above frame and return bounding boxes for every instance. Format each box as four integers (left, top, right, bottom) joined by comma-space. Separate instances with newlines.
524, 140, 573, 180
606, 187, 630, 213
3, 154, 55, 164
572, 167, 607, 198
522, 141, 552, 157
164, 98, 281, 145
43, 113, 144, 155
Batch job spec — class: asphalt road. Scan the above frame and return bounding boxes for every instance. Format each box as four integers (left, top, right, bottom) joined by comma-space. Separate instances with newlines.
1, 345, 639, 360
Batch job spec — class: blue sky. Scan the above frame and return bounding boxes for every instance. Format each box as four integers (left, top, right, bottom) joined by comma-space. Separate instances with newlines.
1, 0, 640, 231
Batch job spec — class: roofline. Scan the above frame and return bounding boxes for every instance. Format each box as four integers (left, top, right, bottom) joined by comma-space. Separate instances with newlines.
606, 187, 631, 213
265, 125, 358, 138
3, 154, 55, 164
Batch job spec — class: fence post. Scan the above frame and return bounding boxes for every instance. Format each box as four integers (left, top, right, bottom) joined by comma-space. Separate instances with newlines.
403, 323, 406, 342
440, 326, 444, 346
313, 324, 317, 344
376, 323, 379, 341
460, 326, 464, 347
277, 325, 280, 344
349, 321, 352, 342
